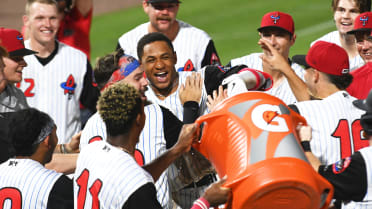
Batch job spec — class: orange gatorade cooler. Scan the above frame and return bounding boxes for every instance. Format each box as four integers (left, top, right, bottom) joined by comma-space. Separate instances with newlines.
193, 92, 333, 209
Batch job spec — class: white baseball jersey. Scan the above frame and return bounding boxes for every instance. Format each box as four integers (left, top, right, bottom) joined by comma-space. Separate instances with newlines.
118, 20, 214, 71
74, 140, 154, 209
342, 147, 372, 209
295, 91, 366, 165
230, 53, 305, 104
145, 70, 211, 209
145, 71, 209, 121
311, 31, 365, 71
19, 40, 87, 143
0, 158, 62, 209
79, 104, 172, 209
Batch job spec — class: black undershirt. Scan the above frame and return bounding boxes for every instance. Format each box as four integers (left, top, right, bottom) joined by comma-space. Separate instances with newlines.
122, 183, 163, 209
319, 151, 367, 202
47, 175, 74, 209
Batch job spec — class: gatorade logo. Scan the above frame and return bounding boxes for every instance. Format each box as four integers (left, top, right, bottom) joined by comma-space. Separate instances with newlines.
251, 104, 289, 132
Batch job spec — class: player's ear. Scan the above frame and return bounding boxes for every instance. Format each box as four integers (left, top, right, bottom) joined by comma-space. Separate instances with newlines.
290, 34, 296, 46
41, 135, 52, 149
143, 1, 150, 14
23, 15, 29, 28
313, 70, 320, 83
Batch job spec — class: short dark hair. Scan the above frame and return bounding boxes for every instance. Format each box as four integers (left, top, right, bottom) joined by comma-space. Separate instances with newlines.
8, 108, 53, 156
324, 73, 353, 90
98, 83, 143, 137
93, 49, 124, 90
332, 0, 371, 13
137, 32, 175, 61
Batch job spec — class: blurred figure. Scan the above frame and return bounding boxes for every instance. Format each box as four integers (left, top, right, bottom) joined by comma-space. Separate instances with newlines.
117, 0, 221, 72
0, 27, 37, 112
0, 108, 73, 208
291, 41, 367, 166
20, 0, 99, 143
346, 11, 372, 99
227, 11, 306, 104
311, 0, 371, 71
300, 89, 372, 209
23, 0, 93, 59
73, 83, 231, 209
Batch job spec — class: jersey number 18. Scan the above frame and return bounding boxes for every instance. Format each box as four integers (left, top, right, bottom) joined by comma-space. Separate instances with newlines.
332, 119, 369, 159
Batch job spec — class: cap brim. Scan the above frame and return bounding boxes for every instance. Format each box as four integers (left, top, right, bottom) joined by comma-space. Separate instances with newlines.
353, 89, 372, 112
292, 55, 311, 69
353, 99, 367, 110
347, 28, 372, 34
8, 48, 37, 57
257, 26, 293, 35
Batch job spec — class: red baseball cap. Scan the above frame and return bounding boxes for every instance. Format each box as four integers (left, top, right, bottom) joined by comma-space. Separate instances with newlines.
258, 11, 295, 35
0, 28, 37, 57
347, 12, 372, 34
306, 41, 349, 76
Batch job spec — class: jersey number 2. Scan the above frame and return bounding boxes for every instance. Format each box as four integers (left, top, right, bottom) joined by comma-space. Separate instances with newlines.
332, 119, 369, 159
16, 78, 35, 97
0, 188, 22, 209
76, 169, 103, 209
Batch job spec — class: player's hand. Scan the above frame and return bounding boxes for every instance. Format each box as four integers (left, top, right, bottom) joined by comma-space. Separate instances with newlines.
65, 131, 81, 153
297, 124, 312, 142
173, 123, 198, 155
258, 38, 292, 74
179, 72, 203, 105
202, 176, 231, 207
207, 85, 227, 112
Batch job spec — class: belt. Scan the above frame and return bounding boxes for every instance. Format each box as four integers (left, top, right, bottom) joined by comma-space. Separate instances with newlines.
184, 173, 217, 189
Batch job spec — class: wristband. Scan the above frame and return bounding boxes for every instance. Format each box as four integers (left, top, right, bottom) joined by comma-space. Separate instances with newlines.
60, 144, 67, 154
192, 197, 210, 209
301, 141, 311, 152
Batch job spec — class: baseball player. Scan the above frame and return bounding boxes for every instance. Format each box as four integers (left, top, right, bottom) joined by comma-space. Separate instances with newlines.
19, 0, 99, 143
311, 0, 371, 71
227, 11, 305, 104
137, 32, 274, 208
22, 0, 93, 59
0, 108, 73, 209
0, 28, 36, 113
300, 89, 372, 209
74, 83, 231, 209
80, 50, 178, 209
117, 0, 221, 72
345, 12, 372, 99
291, 41, 367, 166
81, 47, 271, 208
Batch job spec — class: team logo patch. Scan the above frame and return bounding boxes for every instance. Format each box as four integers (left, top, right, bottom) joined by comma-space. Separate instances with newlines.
332, 157, 351, 174
360, 16, 369, 26
178, 59, 195, 72
61, 74, 76, 100
271, 14, 280, 24
16, 35, 23, 41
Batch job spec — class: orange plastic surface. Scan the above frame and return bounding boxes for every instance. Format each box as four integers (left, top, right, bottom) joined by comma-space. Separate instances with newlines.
194, 92, 333, 209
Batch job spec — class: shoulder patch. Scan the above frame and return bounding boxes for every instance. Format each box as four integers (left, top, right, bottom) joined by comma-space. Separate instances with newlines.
332, 157, 351, 174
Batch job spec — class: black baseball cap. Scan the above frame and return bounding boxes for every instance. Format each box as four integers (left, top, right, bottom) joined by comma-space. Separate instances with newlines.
146, 0, 181, 3
292, 55, 311, 69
